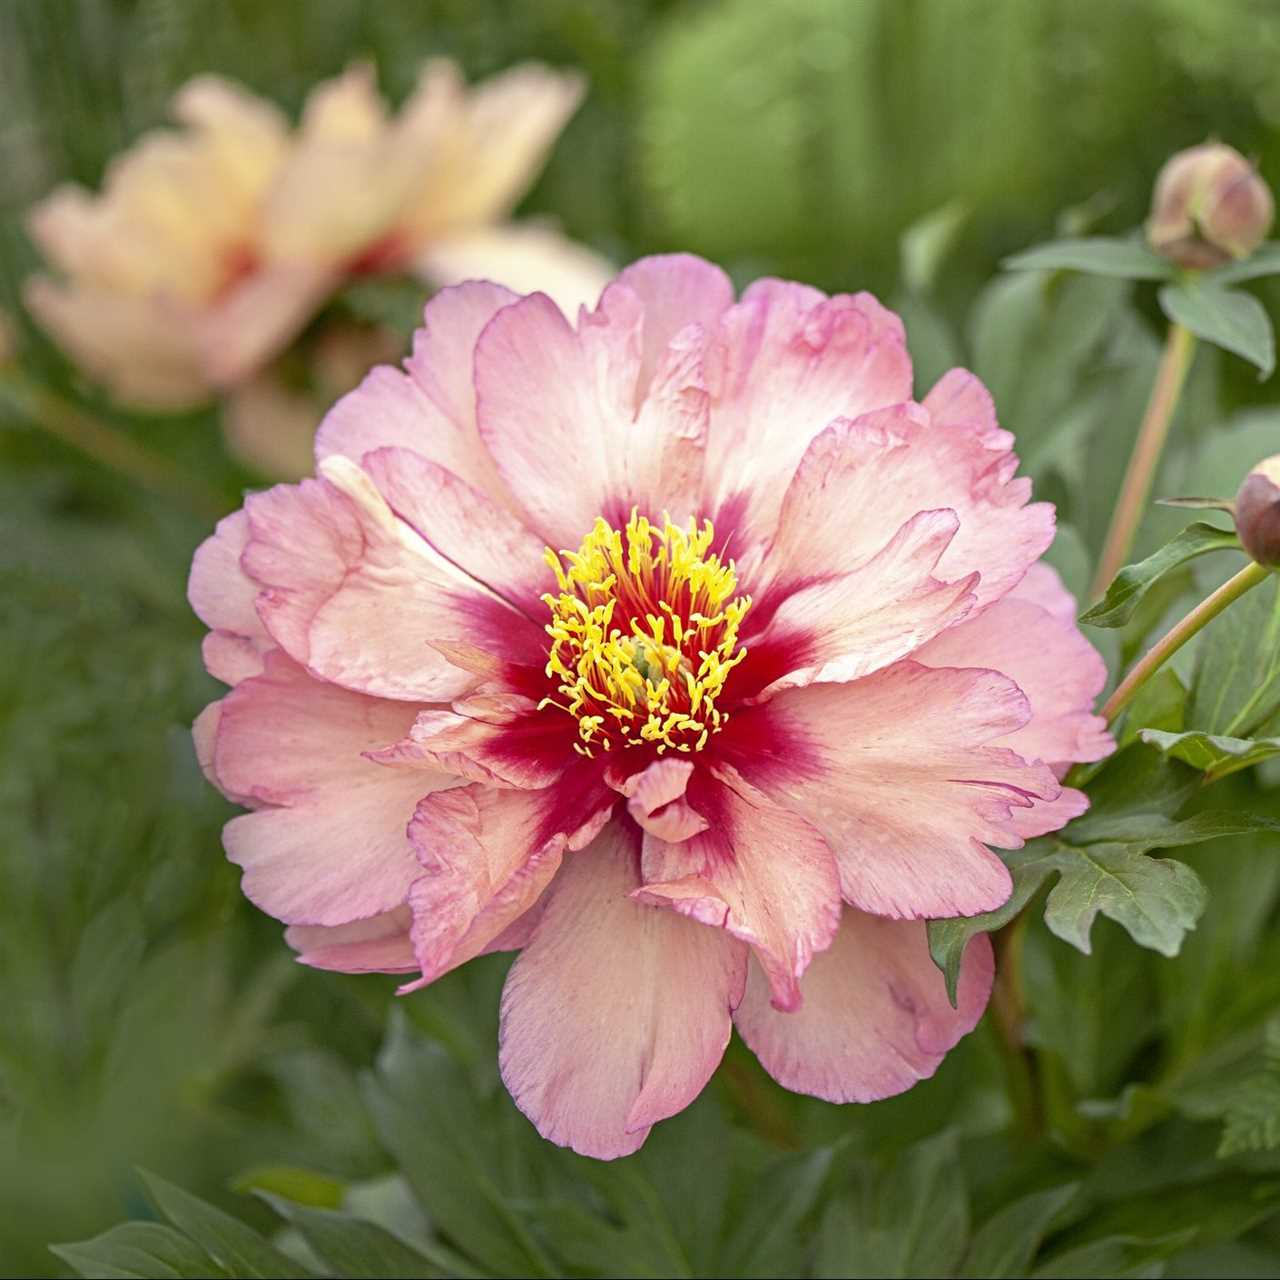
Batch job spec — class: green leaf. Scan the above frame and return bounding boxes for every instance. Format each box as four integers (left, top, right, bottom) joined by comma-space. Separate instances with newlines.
1158, 280, 1276, 378
1033, 1231, 1195, 1278
1208, 242, 1280, 285
1002, 236, 1174, 280
961, 1184, 1079, 1278
1080, 522, 1241, 628
900, 200, 969, 293
231, 1167, 346, 1211
816, 1132, 968, 1279
138, 1171, 306, 1279
721, 1145, 834, 1278
1220, 1018, 1280, 1156
51, 1223, 228, 1280
258, 1197, 447, 1280
1141, 728, 1280, 780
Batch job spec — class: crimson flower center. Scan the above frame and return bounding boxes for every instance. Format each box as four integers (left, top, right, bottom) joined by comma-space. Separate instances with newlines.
539, 512, 751, 757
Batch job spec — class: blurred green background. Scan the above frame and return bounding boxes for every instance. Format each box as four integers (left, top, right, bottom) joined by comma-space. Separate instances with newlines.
5, 1, 1280, 1275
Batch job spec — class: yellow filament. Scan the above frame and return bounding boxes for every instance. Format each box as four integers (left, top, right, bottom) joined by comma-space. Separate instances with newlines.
539, 511, 750, 756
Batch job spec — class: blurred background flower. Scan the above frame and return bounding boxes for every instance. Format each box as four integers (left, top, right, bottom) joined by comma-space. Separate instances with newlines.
7, 1, 1280, 1276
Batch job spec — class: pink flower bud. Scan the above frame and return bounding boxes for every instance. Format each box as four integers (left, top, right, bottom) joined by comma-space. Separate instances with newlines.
1147, 142, 1274, 269
1236, 455, 1280, 567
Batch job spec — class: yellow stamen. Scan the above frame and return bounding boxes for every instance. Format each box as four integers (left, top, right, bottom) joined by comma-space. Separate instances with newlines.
540, 510, 750, 756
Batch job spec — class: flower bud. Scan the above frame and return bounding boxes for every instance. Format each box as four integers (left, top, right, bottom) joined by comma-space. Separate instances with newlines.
1235, 455, 1280, 567
1146, 142, 1274, 269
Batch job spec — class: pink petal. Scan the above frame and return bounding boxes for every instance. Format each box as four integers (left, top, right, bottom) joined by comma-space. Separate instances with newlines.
214, 652, 453, 926
359, 446, 547, 608
499, 822, 746, 1159
188, 509, 271, 683
734, 912, 993, 1103
916, 596, 1113, 770
1009, 560, 1079, 623
609, 758, 708, 843
242, 457, 543, 701
764, 401, 1054, 610
701, 284, 912, 544
736, 662, 1061, 919
315, 281, 520, 509
636, 765, 841, 1012
403, 784, 578, 988
750, 510, 977, 698
372, 695, 567, 790
286, 907, 415, 973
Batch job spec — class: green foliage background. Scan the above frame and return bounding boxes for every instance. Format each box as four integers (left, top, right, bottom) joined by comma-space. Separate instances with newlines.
5, 1, 1280, 1276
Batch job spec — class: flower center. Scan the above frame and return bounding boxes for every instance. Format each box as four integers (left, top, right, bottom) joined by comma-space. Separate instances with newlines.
539, 511, 751, 758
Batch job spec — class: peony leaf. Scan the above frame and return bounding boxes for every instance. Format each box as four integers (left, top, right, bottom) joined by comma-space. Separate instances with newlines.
961, 1184, 1080, 1279
1002, 236, 1174, 280
1209, 242, 1280, 285
1219, 1018, 1280, 1156
1158, 280, 1275, 378
50, 1223, 230, 1280
1080, 522, 1241, 627
1141, 728, 1280, 781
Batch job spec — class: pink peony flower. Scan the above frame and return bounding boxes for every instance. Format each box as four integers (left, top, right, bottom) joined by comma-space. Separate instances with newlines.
25, 61, 610, 410
190, 256, 1113, 1159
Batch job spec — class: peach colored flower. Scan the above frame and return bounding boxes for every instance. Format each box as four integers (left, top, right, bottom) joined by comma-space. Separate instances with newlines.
190, 256, 1113, 1159
25, 61, 610, 409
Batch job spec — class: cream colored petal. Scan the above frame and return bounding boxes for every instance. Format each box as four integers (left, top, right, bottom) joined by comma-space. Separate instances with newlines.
417, 222, 612, 315
24, 276, 211, 409
300, 62, 387, 143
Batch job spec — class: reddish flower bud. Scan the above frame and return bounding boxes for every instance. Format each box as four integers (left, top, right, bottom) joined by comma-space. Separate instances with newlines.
1147, 142, 1274, 269
1235, 455, 1280, 568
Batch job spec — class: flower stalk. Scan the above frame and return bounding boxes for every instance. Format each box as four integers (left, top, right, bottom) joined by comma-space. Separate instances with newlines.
1091, 321, 1197, 600
1101, 559, 1272, 724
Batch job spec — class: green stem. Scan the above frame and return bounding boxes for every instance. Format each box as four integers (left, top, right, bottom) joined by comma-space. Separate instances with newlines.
1090, 322, 1197, 601
989, 913, 1041, 1140
1101, 560, 1272, 724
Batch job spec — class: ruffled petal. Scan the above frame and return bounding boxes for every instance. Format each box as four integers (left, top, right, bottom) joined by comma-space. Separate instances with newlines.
609, 758, 708, 843
734, 913, 993, 1103
188, 509, 271, 685
701, 283, 912, 544
314, 281, 520, 509
242, 456, 543, 700
636, 765, 841, 1012
285, 907, 415, 974
499, 822, 746, 1159
729, 662, 1061, 919
216, 655, 453, 927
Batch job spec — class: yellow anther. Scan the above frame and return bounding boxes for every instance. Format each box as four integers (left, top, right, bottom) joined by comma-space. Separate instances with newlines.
540, 510, 750, 754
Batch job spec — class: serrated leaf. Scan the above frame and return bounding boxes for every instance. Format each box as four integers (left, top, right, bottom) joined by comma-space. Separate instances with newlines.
960, 1184, 1079, 1278
139, 1171, 306, 1279
51, 1223, 228, 1280
1141, 728, 1280, 780
258, 1197, 448, 1280
1219, 1019, 1280, 1156
1080, 522, 1241, 627
1159, 280, 1275, 378
1002, 236, 1174, 280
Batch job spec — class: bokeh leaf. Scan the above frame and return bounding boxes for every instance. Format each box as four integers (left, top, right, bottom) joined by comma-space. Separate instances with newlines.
1158, 280, 1275, 378
1003, 237, 1173, 280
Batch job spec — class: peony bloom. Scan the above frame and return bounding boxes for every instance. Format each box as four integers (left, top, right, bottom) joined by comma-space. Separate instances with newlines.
190, 255, 1113, 1159
25, 61, 610, 410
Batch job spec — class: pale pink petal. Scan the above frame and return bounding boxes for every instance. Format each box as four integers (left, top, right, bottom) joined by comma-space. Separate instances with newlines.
922, 367, 999, 436
916, 597, 1112, 769
750, 510, 977, 698
701, 283, 912, 543
636, 765, 841, 1012
609, 758, 708, 843
1008, 786, 1091, 839
242, 456, 543, 700
285, 907, 415, 973
1010, 560, 1079, 623
360, 446, 547, 607
417, 222, 613, 316
499, 822, 746, 1159
202, 632, 267, 685
734, 913, 993, 1103
315, 282, 520, 509
736, 662, 1061, 919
